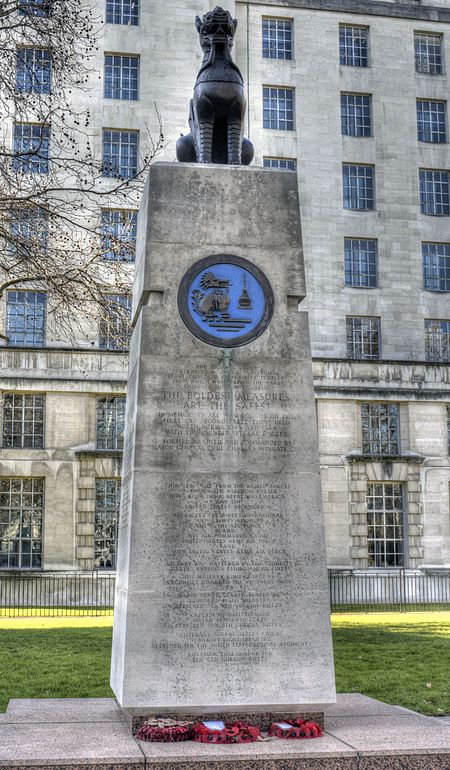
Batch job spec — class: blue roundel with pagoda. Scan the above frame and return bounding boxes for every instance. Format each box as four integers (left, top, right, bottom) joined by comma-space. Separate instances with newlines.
178, 255, 274, 348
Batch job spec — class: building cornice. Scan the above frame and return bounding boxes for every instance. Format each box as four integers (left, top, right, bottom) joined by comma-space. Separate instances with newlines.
240, 0, 450, 23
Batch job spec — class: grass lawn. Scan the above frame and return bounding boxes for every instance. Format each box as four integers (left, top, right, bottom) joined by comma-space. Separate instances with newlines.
0, 612, 449, 716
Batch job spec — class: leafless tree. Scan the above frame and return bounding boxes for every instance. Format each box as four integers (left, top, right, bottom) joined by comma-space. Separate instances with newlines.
0, 0, 164, 345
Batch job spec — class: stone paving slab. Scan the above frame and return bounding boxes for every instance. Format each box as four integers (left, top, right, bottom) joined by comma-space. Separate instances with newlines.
0, 721, 144, 767
325, 713, 450, 756
4, 697, 126, 723
326, 694, 407, 718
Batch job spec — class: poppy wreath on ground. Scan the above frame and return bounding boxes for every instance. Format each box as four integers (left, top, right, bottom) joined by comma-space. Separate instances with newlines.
136, 718, 194, 742
268, 717, 324, 739
192, 721, 262, 743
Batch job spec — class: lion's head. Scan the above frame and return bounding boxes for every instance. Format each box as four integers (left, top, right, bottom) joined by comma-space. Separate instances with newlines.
195, 6, 238, 54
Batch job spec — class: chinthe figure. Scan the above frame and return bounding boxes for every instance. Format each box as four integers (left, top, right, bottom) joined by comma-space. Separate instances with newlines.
176, 6, 254, 165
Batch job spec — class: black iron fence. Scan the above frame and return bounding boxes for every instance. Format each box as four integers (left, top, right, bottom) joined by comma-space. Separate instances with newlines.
1, 570, 450, 617
0, 571, 115, 617
329, 569, 450, 613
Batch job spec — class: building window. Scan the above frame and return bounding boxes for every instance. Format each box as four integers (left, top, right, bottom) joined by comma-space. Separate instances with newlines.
367, 483, 404, 568
96, 396, 126, 450
339, 25, 369, 67
6, 291, 46, 347
101, 209, 137, 261
99, 295, 131, 351
423, 243, 450, 292
105, 0, 138, 25
346, 316, 380, 360
341, 93, 371, 137
361, 403, 399, 456
415, 32, 443, 75
102, 129, 138, 179
13, 123, 50, 174
263, 87, 294, 131
343, 164, 374, 210
104, 54, 139, 100
417, 100, 447, 143
2, 394, 45, 449
19, 0, 52, 17
0, 478, 44, 569
344, 238, 377, 288
95, 479, 120, 569
10, 207, 48, 253
425, 319, 450, 362
263, 157, 296, 171
419, 170, 449, 215
262, 18, 293, 60
16, 49, 51, 94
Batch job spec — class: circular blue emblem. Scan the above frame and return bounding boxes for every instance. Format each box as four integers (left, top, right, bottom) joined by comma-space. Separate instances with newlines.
178, 255, 274, 348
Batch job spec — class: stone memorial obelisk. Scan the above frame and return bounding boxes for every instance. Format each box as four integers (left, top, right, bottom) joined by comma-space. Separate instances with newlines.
111, 6, 336, 721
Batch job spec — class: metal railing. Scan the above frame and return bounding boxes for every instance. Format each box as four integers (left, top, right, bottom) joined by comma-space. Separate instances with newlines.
329, 569, 450, 613
1, 569, 450, 617
0, 571, 115, 617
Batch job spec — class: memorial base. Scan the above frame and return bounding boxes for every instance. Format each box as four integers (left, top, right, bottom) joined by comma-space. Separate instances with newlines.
127, 710, 324, 734
2, 695, 450, 770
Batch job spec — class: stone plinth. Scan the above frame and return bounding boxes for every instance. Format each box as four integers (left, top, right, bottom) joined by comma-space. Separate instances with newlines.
1, 695, 450, 770
110, 162, 335, 713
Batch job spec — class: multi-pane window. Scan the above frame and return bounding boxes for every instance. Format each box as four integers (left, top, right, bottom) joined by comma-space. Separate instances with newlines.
16, 49, 51, 94
367, 483, 404, 568
6, 291, 46, 347
0, 478, 44, 569
10, 207, 48, 253
417, 100, 447, 143
13, 123, 50, 174
99, 295, 131, 351
101, 209, 137, 261
262, 18, 293, 60
423, 243, 450, 292
339, 25, 369, 67
425, 319, 450, 362
344, 238, 377, 288
263, 87, 294, 131
19, 0, 52, 17
343, 164, 375, 210
361, 403, 399, 455
414, 32, 443, 75
106, 0, 138, 25
419, 169, 449, 215
2, 394, 45, 449
104, 55, 139, 100
341, 93, 371, 137
95, 479, 120, 569
102, 130, 138, 179
96, 396, 126, 450
263, 157, 296, 171
346, 316, 380, 360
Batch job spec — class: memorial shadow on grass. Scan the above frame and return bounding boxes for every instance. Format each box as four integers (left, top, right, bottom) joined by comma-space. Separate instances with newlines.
0, 613, 449, 716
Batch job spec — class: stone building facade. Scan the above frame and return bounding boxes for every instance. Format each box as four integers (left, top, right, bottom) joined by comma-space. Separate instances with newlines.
1, 0, 450, 573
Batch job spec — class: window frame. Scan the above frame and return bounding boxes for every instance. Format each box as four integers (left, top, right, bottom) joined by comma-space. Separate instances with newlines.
16, 48, 52, 94
104, 53, 139, 101
416, 99, 447, 144
0, 477, 44, 570
344, 237, 378, 288
341, 92, 372, 138
98, 294, 132, 351
96, 395, 126, 451
2, 393, 45, 450
346, 315, 381, 360
13, 123, 50, 174
263, 157, 296, 171
6, 290, 46, 348
422, 242, 450, 292
105, 0, 139, 26
339, 24, 370, 68
94, 478, 121, 570
425, 319, 450, 362
343, 163, 375, 211
361, 402, 400, 456
262, 85, 295, 132
100, 208, 137, 262
414, 30, 444, 76
366, 482, 405, 569
102, 129, 139, 179
419, 168, 450, 216
262, 16, 293, 61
